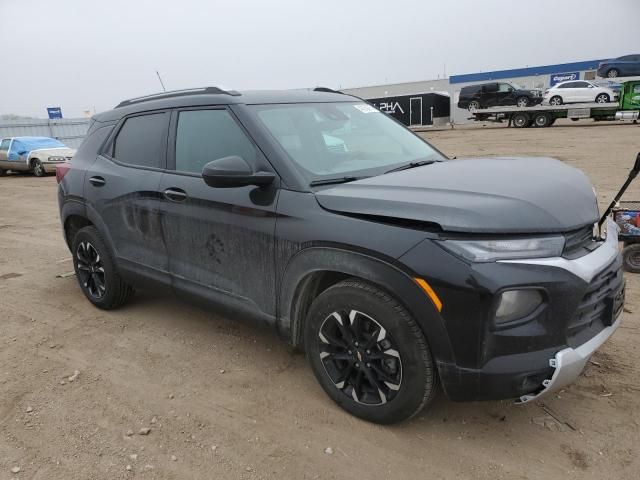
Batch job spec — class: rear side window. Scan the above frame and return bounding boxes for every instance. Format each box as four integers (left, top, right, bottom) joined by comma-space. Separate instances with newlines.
482, 83, 498, 93
0, 139, 10, 151
462, 85, 480, 94
113, 113, 168, 169
174, 109, 257, 175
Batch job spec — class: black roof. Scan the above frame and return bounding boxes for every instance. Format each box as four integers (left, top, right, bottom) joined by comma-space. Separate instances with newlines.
94, 87, 357, 122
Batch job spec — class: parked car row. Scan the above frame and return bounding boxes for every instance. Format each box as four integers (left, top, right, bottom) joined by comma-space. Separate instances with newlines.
0, 136, 75, 177
458, 54, 639, 112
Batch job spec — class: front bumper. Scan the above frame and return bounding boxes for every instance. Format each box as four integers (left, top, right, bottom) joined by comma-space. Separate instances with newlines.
43, 162, 64, 173
400, 218, 624, 402
517, 311, 622, 403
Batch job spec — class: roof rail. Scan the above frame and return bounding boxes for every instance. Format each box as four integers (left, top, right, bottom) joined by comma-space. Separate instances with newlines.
313, 87, 345, 95
115, 86, 241, 108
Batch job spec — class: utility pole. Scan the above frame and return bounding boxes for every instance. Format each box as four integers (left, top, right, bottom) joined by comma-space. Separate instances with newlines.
156, 71, 167, 92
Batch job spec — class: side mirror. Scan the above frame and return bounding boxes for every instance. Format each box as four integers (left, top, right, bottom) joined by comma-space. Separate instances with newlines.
202, 156, 275, 188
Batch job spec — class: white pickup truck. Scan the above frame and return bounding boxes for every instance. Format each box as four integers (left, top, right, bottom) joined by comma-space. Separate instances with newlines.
0, 136, 75, 177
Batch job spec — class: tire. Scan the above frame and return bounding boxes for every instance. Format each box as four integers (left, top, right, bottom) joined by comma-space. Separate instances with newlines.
0, 169, 6, 177
595, 93, 610, 103
606, 68, 619, 78
32, 159, 45, 177
468, 100, 481, 111
304, 279, 437, 424
516, 96, 529, 108
72, 226, 135, 309
622, 244, 640, 273
549, 96, 563, 106
512, 112, 530, 128
533, 112, 552, 127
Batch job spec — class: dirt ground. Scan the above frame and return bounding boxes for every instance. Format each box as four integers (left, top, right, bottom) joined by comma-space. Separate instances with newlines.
1, 120, 639, 480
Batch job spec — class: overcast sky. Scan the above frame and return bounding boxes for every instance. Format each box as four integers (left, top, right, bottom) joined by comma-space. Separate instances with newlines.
1, 0, 638, 118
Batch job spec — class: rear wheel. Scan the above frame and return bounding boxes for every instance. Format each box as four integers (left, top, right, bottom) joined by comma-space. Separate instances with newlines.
623, 244, 640, 273
549, 96, 563, 106
32, 159, 45, 177
468, 100, 481, 111
72, 226, 134, 309
512, 112, 530, 128
304, 279, 437, 424
595, 93, 610, 103
0, 169, 6, 177
533, 112, 552, 127
516, 96, 529, 107
606, 68, 619, 78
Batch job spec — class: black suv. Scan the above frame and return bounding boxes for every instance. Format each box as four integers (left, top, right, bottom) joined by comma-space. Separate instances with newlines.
57, 87, 624, 424
457, 82, 543, 110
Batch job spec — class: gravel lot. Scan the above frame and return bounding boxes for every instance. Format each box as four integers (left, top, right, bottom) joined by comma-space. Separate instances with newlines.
1, 121, 639, 479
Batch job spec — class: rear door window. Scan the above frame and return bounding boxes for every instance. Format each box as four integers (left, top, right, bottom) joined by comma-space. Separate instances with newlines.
174, 109, 257, 175
113, 112, 169, 169
0, 139, 10, 152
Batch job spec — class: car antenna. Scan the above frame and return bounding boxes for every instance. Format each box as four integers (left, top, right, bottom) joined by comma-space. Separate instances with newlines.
599, 152, 640, 227
156, 70, 166, 92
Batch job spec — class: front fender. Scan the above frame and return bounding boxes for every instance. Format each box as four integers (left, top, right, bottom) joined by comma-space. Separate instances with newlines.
277, 245, 456, 367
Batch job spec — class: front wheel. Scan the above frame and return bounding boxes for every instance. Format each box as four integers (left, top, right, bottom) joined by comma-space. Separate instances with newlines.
72, 226, 135, 309
516, 96, 529, 107
623, 244, 640, 273
32, 159, 45, 177
595, 93, 610, 103
304, 279, 437, 424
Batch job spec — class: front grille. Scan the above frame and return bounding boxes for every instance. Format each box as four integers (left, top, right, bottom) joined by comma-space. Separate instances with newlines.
567, 256, 623, 343
563, 225, 599, 259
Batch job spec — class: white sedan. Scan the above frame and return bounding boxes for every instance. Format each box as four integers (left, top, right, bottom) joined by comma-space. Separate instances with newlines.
543, 80, 618, 105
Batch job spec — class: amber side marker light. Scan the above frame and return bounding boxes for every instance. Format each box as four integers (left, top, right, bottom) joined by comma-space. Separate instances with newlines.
414, 278, 443, 312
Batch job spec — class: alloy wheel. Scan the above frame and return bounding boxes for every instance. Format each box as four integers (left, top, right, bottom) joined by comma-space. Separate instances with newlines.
76, 241, 106, 299
628, 251, 640, 269
549, 97, 562, 106
607, 69, 618, 78
317, 309, 403, 406
596, 94, 608, 103
468, 101, 480, 111
516, 97, 528, 107
33, 162, 44, 177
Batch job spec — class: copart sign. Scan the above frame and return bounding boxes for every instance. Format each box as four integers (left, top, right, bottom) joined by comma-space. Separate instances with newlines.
550, 72, 580, 86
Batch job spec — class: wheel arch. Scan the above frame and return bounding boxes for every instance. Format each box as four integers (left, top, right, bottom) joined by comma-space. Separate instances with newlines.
277, 246, 455, 366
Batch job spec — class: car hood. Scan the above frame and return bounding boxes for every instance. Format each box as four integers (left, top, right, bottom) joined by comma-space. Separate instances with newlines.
314, 157, 599, 234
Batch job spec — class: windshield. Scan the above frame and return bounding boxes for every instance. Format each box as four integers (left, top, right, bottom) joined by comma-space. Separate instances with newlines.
250, 102, 444, 183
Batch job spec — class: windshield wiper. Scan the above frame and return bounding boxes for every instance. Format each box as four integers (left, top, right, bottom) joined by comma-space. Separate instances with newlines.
309, 176, 365, 187
384, 159, 439, 174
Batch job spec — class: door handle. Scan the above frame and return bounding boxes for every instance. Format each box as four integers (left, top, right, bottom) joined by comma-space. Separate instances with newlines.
163, 188, 188, 202
89, 176, 106, 187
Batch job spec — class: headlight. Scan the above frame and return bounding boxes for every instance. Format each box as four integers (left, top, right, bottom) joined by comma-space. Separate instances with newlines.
495, 289, 544, 324
48, 155, 66, 162
438, 236, 565, 262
